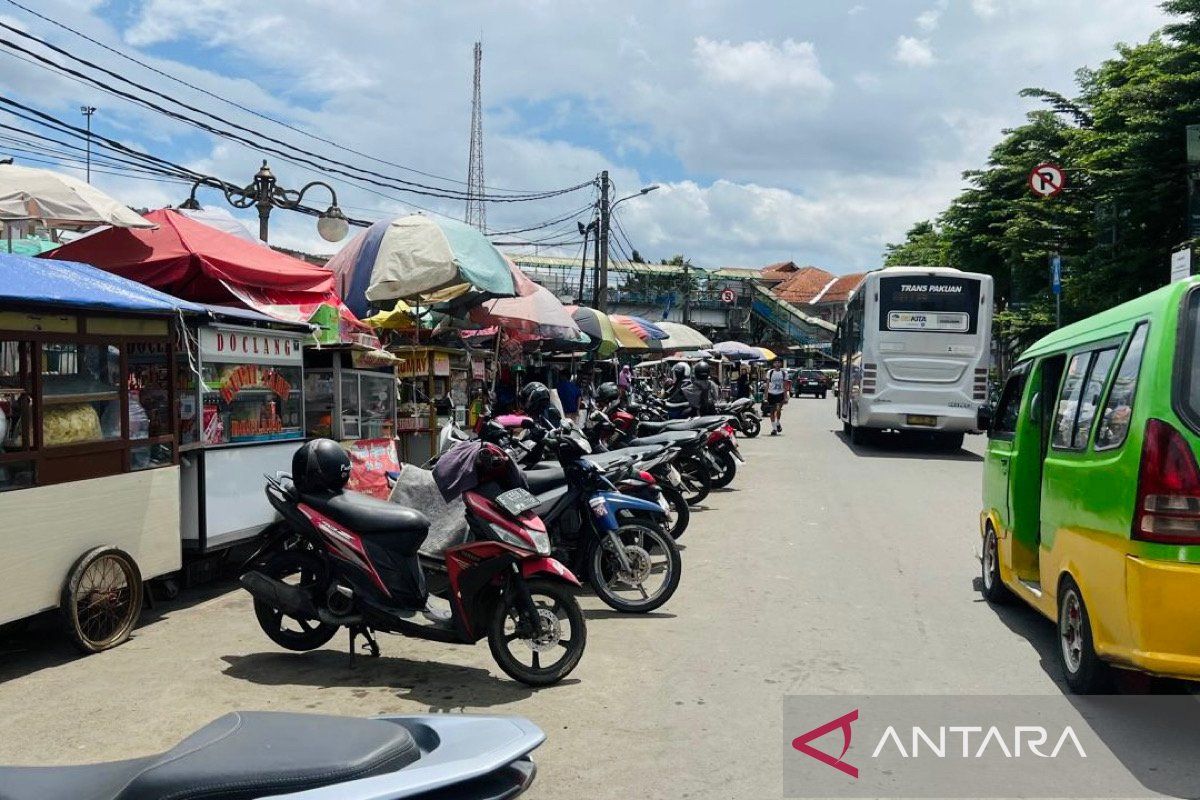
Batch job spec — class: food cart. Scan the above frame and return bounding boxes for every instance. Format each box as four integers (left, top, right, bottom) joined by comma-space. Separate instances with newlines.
178, 317, 311, 555
392, 345, 471, 463
0, 253, 198, 652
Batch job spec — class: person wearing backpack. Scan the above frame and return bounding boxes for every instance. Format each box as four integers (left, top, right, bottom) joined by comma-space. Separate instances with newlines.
765, 358, 788, 435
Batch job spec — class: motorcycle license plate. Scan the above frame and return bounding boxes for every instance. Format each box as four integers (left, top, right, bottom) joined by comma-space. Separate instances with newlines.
496, 487, 540, 516
906, 414, 938, 427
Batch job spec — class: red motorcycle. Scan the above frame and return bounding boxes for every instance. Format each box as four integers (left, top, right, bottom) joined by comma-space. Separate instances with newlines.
241, 439, 586, 686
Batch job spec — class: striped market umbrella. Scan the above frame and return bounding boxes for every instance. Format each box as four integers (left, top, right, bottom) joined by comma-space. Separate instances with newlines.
469, 260, 585, 342
567, 306, 619, 357
656, 321, 712, 351
609, 313, 669, 341
610, 318, 649, 351
755, 346, 779, 361
712, 340, 761, 360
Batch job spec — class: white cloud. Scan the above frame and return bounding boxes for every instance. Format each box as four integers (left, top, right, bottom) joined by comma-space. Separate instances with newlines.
848, 4, 866, 15
916, 9, 941, 31
971, 0, 999, 19
895, 36, 936, 67
693, 37, 833, 96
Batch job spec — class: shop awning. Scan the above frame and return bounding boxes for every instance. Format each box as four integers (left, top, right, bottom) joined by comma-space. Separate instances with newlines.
42, 208, 334, 303
0, 252, 202, 315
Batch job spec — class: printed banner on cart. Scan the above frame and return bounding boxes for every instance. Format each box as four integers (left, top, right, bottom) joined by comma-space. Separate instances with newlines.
783, 695, 1200, 798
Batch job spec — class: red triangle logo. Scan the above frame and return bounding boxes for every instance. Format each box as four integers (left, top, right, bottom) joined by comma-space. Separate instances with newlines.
791, 709, 859, 779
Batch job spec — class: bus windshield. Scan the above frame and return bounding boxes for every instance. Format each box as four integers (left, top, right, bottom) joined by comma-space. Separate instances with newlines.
877, 275, 981, 335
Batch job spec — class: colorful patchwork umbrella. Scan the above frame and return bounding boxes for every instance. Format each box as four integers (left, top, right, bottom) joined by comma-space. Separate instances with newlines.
469, 261, 584, 342
326, 214, 516, 317
567, 306, 619, 357
609, 313, 669, 341
610, 318, 649, 351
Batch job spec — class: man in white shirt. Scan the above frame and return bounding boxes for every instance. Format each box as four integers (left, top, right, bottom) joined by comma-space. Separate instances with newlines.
765, 358, 788, 435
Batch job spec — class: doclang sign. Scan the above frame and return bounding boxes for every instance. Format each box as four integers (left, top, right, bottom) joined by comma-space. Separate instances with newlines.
783, 695, 1200, 798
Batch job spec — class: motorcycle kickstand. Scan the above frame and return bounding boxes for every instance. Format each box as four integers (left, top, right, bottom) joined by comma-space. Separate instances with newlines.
348, 625, 380, 668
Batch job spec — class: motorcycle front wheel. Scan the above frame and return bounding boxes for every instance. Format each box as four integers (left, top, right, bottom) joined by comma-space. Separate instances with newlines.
252, 550, 339, 652
488, 579, 587, 686
588, 525, 682, 613
740, 415, 761, 438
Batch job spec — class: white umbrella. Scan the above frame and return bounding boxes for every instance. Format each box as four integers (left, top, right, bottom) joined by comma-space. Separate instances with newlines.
0, 164, 153, 230
657, 321, 713, 351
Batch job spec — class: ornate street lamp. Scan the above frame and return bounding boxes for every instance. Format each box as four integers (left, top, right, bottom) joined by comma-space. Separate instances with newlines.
180, 160, 349, 244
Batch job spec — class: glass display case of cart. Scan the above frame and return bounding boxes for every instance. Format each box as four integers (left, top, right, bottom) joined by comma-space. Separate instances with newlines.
303, 348, 396, 442
197, 327, 304, 446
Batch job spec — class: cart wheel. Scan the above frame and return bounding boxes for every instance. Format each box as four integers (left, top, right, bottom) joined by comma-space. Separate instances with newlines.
60, 546, 144, 654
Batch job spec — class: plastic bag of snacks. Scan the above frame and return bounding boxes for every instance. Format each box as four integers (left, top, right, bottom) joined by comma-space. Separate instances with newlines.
42, 403, 102, 446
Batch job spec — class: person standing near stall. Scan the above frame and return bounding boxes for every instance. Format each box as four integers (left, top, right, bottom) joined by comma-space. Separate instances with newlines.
765, 358, 788, 435
617, 362, 632, 401
735, 366, 751, 400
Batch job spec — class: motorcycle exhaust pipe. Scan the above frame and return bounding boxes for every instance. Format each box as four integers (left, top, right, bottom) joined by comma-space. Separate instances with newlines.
239, 570, 319, 620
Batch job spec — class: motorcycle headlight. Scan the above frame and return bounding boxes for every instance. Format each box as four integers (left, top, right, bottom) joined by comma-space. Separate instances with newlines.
488, 523, 551, 555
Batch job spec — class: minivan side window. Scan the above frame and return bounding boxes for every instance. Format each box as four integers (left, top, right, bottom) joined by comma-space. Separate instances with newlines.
1052, 353, 1091, 449
1074, 347, 1118, 448
1095, 323, 1148, 449
990, 363, 1029, 439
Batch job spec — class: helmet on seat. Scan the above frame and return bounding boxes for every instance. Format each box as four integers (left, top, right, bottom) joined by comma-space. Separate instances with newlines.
292, 439, 351, 494
693, 360, 712, 380
672, 362, 691, 381
596, 381, 620, 405
518, 381, 551, 416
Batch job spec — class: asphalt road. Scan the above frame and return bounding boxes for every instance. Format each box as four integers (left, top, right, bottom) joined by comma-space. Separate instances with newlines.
0, 397, 1074, 798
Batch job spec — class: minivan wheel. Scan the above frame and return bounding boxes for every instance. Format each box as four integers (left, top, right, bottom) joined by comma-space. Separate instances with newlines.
980, 527, 1011, 604
1057, 576, 1111, 694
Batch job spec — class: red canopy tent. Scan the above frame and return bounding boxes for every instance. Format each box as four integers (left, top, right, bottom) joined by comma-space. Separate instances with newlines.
42, 209, 364, 333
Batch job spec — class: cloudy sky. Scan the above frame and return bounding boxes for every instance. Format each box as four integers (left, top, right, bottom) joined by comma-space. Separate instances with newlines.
0, 0, 1171, 273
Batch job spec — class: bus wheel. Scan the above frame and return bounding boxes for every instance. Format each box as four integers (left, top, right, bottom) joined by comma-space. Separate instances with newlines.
980, 527, 1011, 604
1057, 576, 1111, 694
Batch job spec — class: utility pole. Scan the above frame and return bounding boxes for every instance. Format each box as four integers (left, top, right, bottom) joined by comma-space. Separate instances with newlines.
597, 170, 610, 311
681, 261, 691, 324
577, 221, 591, 303
80, 106, 96, 183
592, 215, 601, 307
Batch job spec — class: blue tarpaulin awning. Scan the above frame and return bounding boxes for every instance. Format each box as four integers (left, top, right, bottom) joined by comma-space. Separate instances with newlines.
0, 252, 202, 315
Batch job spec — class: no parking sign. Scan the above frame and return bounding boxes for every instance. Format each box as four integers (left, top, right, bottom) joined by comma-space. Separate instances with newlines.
1029, 163, 1066, 198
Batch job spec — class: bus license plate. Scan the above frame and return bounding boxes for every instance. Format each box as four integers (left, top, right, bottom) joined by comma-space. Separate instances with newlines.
906, 415, 937, 427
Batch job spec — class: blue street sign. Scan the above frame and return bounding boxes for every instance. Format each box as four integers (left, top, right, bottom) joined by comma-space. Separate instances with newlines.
1051, 254, 1062, 295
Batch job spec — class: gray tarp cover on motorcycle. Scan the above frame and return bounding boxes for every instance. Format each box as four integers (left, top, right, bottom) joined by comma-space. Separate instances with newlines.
389, 465, 468, 557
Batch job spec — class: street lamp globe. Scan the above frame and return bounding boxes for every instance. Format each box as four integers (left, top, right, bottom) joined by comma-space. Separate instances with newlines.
317, 205, 349, 242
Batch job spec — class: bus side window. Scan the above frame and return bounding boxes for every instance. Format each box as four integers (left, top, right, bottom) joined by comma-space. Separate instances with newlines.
990, 364, 1029, 439
1095, 324, 1149, 450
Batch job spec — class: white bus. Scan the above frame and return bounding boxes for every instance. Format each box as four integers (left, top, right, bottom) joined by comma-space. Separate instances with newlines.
835, 266, 993, 448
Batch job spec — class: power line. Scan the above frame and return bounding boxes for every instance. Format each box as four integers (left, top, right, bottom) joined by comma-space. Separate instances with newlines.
1, 0, 565, 195
0, 21, 592, 203
486, 201, 596, 236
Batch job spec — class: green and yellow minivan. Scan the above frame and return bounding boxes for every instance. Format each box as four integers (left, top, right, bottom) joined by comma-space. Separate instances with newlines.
980, 278, 1200, 692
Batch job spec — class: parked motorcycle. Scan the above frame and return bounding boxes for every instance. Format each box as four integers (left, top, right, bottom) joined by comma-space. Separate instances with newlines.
0, 711, 546, 799
521, 422, 683, 613
241, 439, 586, 686
716, 397, 762, 438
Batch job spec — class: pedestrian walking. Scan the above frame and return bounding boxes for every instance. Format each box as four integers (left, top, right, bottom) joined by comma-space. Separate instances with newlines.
765, 358, 788, 435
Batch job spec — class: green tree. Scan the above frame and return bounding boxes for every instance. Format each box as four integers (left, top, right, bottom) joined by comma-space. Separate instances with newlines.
883, 221, 950, 266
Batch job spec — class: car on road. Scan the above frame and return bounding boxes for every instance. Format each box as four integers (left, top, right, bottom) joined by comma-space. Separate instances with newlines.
791, 369, 830, 399
980, 277, 1200, 693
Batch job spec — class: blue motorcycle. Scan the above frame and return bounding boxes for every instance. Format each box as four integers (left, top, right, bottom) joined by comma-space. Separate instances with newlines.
521, 422, 682, 613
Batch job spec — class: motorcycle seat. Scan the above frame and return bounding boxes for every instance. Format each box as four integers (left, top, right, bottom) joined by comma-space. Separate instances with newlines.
523, 465, 568, 494
0, 711, 420, 800
627, 431, 701, 447
302, 490, 430, 551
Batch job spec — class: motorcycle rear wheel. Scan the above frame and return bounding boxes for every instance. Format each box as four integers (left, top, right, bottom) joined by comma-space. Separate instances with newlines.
660, 484, 690, 540
488, 579, 586, 686
676, 455, 711, 505
253, 551, 339, 652
710, 450, 738, 489
741, 415, 761, 438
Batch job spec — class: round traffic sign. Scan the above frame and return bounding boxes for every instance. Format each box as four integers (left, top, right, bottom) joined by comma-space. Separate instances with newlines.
720, 288, 736, 304
1029, 163, 1066, 198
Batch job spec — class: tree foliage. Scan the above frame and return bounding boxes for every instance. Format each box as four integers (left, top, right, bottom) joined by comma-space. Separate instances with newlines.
883, 2, 1200, 350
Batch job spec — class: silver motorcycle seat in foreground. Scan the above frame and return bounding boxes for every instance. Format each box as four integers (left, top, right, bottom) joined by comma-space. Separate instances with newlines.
0, 712, 544, 800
